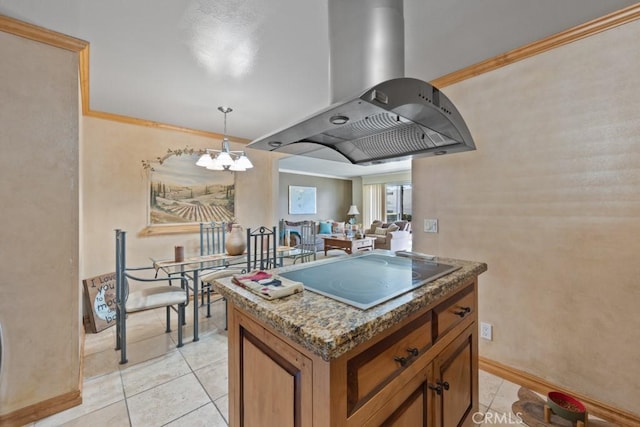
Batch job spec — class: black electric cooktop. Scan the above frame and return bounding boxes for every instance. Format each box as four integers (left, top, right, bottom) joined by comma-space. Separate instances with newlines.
278, 252, 459, 309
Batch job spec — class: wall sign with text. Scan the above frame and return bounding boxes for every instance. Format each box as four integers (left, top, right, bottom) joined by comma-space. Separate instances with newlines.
82, 272, 117, 333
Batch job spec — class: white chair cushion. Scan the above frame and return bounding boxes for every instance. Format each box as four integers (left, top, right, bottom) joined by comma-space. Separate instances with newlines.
200, 269, 244, 283
126, 286, 187, 313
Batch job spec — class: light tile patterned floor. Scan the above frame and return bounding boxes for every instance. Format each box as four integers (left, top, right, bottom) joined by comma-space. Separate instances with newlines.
33, 254, 527, 426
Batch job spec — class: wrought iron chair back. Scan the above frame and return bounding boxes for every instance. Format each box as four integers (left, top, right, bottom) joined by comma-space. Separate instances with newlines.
115, 229, 188, 365
279, 219, 317, 264
199, 221, 226, 255
296, 221, 317, 263
246, 225, 278, 271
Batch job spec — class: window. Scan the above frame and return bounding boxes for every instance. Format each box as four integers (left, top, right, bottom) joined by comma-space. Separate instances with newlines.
385, 184, 412, 222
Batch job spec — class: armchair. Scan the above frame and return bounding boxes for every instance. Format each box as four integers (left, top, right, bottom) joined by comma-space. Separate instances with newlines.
364, 220, 412, 252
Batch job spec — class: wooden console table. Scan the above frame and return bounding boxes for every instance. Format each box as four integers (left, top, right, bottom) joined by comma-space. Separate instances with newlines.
323, 236, 374, 255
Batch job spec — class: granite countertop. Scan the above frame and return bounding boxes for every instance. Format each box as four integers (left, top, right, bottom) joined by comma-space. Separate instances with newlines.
208, 251, 487, 362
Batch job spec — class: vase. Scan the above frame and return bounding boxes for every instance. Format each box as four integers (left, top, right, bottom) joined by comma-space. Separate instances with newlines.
226, 224, 246, 256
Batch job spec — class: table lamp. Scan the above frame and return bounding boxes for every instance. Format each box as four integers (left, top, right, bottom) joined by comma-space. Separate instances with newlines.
347, 205, 359, 225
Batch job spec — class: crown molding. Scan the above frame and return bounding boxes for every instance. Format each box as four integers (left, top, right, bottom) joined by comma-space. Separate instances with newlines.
0, 14, 88, 51
85, 109, 251, 143
3, 5, 640, 138
431, 3, 640, 88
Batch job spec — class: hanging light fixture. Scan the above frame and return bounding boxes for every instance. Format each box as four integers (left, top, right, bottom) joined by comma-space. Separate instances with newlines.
196, 106, 253, 171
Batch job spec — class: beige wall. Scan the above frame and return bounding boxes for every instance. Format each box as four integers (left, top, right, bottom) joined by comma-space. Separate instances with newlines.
81, 117, 281, 277
0, 33, 80, 414
278, 172, 353, 222
412, 20, 640, 414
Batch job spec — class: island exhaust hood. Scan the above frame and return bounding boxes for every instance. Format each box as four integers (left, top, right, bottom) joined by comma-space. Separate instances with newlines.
248, 0, 476, 165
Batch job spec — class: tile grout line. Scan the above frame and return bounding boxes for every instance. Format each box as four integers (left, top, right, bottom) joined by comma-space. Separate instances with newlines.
483, 377, 503, 416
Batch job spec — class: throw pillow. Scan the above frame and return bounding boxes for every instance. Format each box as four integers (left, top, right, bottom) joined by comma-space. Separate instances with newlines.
318, 221, 332, 234
387, 224, 400, 232
394, 221, 407, 231
374, 227, 387, 235
333, 221, 345, 233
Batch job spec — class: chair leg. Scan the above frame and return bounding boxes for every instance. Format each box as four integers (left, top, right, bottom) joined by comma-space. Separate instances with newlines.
165, 306, 172, 333
206, 282, 212, 318
115, 307, 121, 351
119, 310, 128, 365
177, 303, 184, 347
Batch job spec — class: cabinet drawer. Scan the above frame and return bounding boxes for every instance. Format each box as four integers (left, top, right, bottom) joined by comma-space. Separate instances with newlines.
347, 311, 432, 415
354, 239, 374, 250
433, 285, 475, 341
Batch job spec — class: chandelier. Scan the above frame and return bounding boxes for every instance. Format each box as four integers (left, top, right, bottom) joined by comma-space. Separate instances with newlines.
196, 106, 253, 171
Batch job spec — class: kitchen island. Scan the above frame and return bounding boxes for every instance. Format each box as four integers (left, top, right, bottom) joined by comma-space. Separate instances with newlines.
209, 251, 487, 427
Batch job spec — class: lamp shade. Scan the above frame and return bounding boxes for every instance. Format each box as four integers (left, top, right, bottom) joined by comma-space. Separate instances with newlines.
347, 205, 360, 215
229, 161, 246, 171
196, 153, 214, 168
235, 152, 254, 169
206, 157, 224, 170
216, 150, 234, 166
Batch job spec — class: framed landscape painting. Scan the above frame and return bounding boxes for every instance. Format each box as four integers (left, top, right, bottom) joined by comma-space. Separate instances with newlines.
289, 185, 317, 214
149, 154, 235, 225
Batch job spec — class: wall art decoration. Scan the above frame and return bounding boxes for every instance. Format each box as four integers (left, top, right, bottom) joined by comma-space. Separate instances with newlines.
148, 153, 235, 226
289, 185, 317, 214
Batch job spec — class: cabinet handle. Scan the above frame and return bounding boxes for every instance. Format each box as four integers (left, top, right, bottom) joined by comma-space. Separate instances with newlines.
437, 380, 450, 391
454, 306, 471, 317
428, 383, 443, 395
393, 356, 408, 366
406, 347, 419, 357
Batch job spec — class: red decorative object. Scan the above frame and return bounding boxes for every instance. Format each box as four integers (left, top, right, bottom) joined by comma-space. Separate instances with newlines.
547, 391, 587, 422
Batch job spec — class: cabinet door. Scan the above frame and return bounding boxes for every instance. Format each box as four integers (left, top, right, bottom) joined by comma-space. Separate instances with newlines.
434, 324, 477, 427
363, 364, 434, 427
234, 314, 313, 427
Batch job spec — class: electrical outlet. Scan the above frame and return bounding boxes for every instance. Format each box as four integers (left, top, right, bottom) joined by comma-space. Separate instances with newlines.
480, 322, 493, 341
424, 218, 438, 233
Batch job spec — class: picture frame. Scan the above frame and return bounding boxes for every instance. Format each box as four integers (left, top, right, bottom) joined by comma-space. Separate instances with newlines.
288, 185, 317, 214
147, 154, 235, 227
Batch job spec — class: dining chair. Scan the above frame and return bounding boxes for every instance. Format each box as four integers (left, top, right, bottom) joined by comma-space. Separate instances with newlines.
200, 221, 226, 256
198, 221, 227, 315
246, 225, 278, 271
288, 220, 317, 264
199, 268, 243, 330
115, 229, 189, 365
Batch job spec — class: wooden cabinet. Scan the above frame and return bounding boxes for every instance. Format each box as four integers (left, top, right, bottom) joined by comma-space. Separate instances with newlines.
363, 363, 434, 427
434, 324, 477, 427
229, 310, 313, 427
227, 279, 478, 427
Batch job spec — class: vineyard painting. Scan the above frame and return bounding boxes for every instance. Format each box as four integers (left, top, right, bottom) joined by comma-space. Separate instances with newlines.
149, 154, 235, 224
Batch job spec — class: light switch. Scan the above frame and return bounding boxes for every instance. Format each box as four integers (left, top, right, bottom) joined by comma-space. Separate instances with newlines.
424, 219, 438, 233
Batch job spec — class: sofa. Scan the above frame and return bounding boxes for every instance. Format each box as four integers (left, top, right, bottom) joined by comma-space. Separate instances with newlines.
364, 220, 412, 252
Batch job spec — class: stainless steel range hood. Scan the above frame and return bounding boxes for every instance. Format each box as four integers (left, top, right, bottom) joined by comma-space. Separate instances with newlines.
248, 0, 475, 165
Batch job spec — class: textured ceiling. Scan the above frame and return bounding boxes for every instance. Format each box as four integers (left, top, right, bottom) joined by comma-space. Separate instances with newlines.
1, 0, 635, 177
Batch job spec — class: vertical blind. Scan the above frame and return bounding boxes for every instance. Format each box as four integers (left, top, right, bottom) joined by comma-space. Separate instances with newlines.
362, 183, 386, 226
